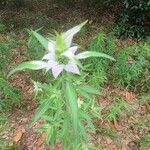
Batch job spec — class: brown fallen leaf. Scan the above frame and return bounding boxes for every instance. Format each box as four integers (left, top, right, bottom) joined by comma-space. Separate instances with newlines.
36, 133, 45, 147
14, 131, 23, 143
123, 91, 134, 103
112, 119, 124, 131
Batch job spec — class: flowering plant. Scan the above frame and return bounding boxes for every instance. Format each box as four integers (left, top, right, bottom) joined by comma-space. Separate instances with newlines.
9, 21, 114, 149
9, 21, 114, 78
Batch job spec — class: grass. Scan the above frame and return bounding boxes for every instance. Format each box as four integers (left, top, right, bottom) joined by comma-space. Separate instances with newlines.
112, 41, 150, 92
0, 26, 22, 149
85, 30, 150, 93
96, 127, 117, 139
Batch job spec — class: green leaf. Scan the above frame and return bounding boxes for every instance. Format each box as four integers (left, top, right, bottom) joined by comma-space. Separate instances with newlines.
79, 85, 99, 95
31, 30, 48, 50
36, 124, 50, 132
8, 61, 47, 77
76, 51, 115, 61
78, 89, 92, 100
65, 82, 79, 137
81, 112, 95, 131
78, 121, 91, 141
139, 136, 150, 148
30, 97, 53, 126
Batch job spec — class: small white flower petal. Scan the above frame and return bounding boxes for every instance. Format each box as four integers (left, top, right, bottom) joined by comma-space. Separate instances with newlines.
65, 61, 80, 74
45, 60, 58, 71
68, 46, 78, 54
52, 64, 64, 78
48, 41, 55, 54
42, 53, 55, 60
61, 50, 75, 59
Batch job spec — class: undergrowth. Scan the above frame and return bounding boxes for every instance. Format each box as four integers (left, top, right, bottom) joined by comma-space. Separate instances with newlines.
0, 76, 21, 111
0, 113, 20, 150
85, 31, 116, 88
0, 28, 22, 149
106, 98, 131, 121
86, 30, 150, 93
113, 39, 150, 92
0, 31, 21, 111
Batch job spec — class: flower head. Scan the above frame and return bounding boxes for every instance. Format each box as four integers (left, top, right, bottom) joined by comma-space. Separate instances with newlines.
41, 21, 88, 78
43, 41, 80, 78
8, 21, 115, 78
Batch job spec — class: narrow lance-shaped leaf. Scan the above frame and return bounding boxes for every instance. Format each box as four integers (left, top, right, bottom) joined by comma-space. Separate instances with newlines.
31, 30, 48, 50
79, 85, 100, 95
8, 61, 47, 77
30, 97, 54, 127
65, 82, 79, 137
76, 51, 115, 61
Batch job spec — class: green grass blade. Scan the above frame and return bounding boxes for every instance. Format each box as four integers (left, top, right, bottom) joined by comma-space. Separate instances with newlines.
65, 82, 79, 137
79, 85, 99, 95
31, 30, 48, 50
30, 98, 52, 127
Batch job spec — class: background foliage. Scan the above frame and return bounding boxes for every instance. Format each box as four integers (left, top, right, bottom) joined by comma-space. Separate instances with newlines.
115, 0, 150, 38
1, 0, 150, 38
0, 26, 21, 111
86, 30, 150, 92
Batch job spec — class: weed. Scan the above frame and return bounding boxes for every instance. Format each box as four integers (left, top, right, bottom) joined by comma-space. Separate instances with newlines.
0, 34, 21, 74
138, 136, 150, 149
0, 34, 21, 111
85, 31, 116, 88
86, 29, 149, 92
140, 94, 150, 105
106, 98, 131, 121
0, 76, 21, 111
113, 39, 150, 92
0, 22, 6, 33
96, 127, 117, 139
0, 114, 12, 150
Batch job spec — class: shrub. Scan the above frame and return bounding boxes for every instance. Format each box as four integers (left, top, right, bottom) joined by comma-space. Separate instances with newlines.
82, 0, 116, 8
0, 0, 25, 8
115, 0, 150, 39
113, 39, 150, 92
